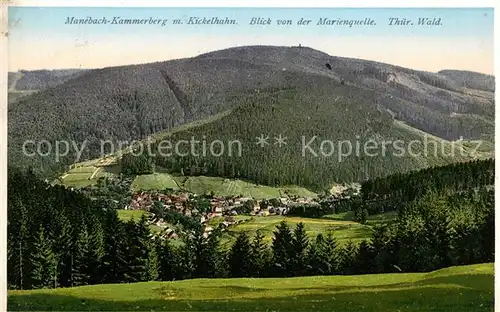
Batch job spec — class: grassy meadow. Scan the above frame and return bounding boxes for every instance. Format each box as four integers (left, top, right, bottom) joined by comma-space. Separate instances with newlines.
8, 263, 494, 311
57, 161, 318, 200
207, 215, 375, 249
116, 209, 396, 249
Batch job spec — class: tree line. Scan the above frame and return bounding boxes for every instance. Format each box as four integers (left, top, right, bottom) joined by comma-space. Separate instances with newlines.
7, 165, 493, 290
360, 158, 494, 201
287, 159, 494, 218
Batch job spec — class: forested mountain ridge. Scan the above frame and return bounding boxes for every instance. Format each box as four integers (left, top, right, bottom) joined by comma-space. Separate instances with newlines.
8, 69, 90, 104
438, 69, 495, 92
8, 45, 494, 188
8, 69, 90, 91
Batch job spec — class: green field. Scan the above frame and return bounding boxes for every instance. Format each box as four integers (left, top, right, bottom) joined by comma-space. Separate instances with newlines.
57, 162, 317, 200
8, 263, 493, 311
117, 209, 148, 222
57, 164, 120, 188
324, 211, 399, 227
117, 209, 375, 249
131, 173, 181, 192
175, 176, 282, 199
214, 215, 373, 249
171, 176, 316, 200
118, 209, 390, 249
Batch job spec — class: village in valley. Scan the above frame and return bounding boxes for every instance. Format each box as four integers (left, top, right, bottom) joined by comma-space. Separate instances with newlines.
126, 189, 321, 239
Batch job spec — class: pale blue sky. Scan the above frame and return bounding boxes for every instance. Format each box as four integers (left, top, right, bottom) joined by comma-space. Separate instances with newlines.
8, 7, 494, 73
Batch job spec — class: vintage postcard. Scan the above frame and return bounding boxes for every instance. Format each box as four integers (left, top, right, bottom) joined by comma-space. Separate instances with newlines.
3, 2, 497, 311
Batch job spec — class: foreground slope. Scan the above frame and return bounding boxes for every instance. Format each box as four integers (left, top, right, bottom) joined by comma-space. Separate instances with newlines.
8, 263, 493, 312
8, 46, 494, 185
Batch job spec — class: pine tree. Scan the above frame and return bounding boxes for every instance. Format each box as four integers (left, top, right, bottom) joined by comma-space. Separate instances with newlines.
371, 225, 392, 273
291, 222, 309, 276
87, 217, 105, 284
72, 225, 90, 286
271, 220, 294, 277
102, 210, 127, 283
479, 201, 494, 262
123, 218, 150, 282
31, 227, 58, 289
356, 240, 374, 274
340, 240, 358, 275
157, 239, 177, 281
307, 234, 326, 275
145, 235, 160, 282
190, 224, 207, 278
177, 228, 197, 280
51, 212, 73, 287
199, 227, 222, 278
228, 232, 253, 277
137, 215, 158, 281
250, 230, 270, 277
8, 199, 31, 289
323, 231, 340, 274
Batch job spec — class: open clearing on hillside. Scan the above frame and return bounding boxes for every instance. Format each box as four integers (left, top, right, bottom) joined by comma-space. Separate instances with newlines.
57, 164, 121, 188
175, 176, 282, 199
325, 210, 399, 226
215, 215, 373, 248
174, 176, 317, 199
117, 209, 148, 222
130, 174, 316, 199
131, 173, 180, 192
117, 209, 396, 248
58, 164, 318, 200
8, 263, 493, 311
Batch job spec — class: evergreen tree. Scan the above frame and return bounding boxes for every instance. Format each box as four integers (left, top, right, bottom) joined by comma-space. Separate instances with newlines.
340, 240, 358, 275
137, 215, 158, 281
87, 217, 105, 284
31, 227, 58, 289
101, 211, 128, 283
123, 216, 150, 282
198, 227, 222, 278
72, 225, 90, 286
323, 231, 340, 274
228, 232, 253, 277
291, 222, 309, 276
147, 240, 159, 281
479, 202, 494, 262
271, 220, 294, 277
51, 212, 73, 287
157, 239, 177, 281
371, 225, 393, 273
420, 198, 453, 271
356, 240, 374, 274
250, 230, 271, 277
307, 234, 327, 275
7, 199, 31, 289
177, 228, 197, 280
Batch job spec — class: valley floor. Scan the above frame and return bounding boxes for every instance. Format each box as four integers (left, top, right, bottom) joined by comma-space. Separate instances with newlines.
8, 263, 493, 312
